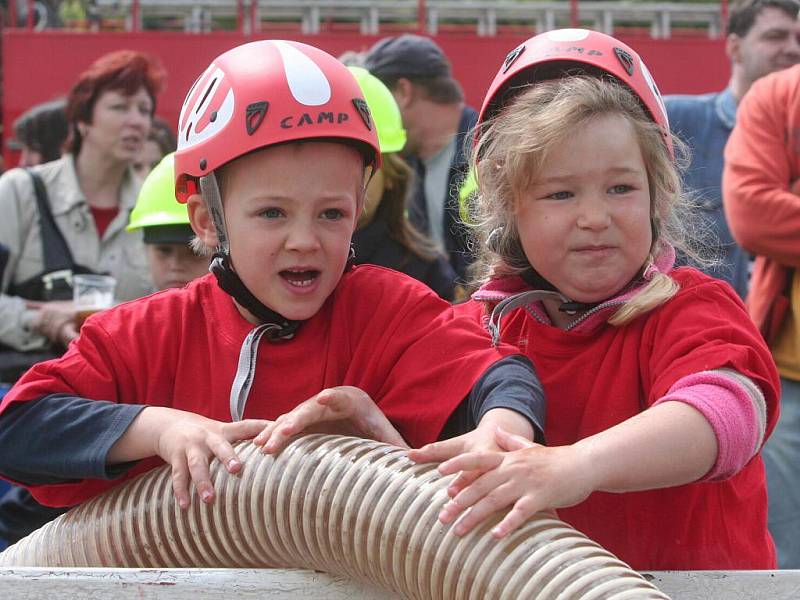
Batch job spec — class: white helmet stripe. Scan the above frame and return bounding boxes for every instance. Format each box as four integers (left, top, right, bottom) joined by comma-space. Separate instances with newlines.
639, 59, 669, 128
179, 63, 214, 131
274, 40, 331, 107
546, 29, 590, 42
178, 66, 235, 151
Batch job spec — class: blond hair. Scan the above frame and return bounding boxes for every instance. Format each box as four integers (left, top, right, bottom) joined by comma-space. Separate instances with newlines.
469, 76, 703, 326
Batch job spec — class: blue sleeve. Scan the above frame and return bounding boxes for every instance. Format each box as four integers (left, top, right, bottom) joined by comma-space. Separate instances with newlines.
0, 395, 145, 485
440, 355, 546, 443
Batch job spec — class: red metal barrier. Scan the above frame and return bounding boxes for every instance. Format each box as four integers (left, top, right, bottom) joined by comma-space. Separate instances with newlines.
1, 29, 729, 168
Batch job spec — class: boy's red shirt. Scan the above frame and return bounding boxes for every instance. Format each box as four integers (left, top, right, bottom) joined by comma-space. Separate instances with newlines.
2, 266, 513, 507
457, 267, 780, 571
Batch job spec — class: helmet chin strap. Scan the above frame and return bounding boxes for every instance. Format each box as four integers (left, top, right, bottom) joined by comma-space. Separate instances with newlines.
504, 235, 598, 316
518, 269, 597, 315
199, 174, 300, 341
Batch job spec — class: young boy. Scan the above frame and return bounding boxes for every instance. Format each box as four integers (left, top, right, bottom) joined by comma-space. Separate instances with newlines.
0, 41, 544, 512
127, 153, 211, 291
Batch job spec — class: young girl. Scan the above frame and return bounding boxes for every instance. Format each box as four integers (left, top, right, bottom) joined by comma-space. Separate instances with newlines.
0, 41, 543, 514
410, 29, 780, 571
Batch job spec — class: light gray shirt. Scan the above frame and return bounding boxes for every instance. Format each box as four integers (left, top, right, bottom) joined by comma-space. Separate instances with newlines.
423, 139, 457, 252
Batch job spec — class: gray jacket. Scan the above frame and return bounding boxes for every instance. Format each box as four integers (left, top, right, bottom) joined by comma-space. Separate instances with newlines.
0, 155, 153, 350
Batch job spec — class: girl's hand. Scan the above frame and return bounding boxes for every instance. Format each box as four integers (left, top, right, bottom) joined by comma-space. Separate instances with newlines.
436, 426, 595, 538
253, 386, 408, 454
152, 413, 270, 509
408, 407, 537, 499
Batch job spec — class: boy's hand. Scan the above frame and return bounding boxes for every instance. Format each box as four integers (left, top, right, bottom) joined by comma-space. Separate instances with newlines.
435, 426, 594, 539
253, 386, 408, 454
153, 413, 270, 509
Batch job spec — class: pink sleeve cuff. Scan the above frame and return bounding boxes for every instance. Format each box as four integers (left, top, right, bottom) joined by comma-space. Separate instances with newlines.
653, 369, 766, 482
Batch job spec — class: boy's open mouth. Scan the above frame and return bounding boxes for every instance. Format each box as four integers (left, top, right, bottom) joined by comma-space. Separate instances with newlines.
280, 269, 320, 288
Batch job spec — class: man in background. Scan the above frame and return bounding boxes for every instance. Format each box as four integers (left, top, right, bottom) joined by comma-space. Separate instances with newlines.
365, 34, 476, 281
724, 61, 800, 569
665, 0, 800, 298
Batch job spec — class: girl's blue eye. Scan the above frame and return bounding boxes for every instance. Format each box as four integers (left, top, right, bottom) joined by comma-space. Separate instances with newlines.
609, 184, 632, 194
322, 209, 344, 220
547, 191, 572, 200
262, 208, 282, 219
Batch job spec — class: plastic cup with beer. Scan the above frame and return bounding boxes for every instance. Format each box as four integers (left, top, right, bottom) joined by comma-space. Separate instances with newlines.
73, 274, 116, 328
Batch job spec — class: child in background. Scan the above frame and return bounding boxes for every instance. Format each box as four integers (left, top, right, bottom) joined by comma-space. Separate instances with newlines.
348, 67, 457, 300
410, 29, 780, 570
126, 153, 211, 291
0, 41, 544, 513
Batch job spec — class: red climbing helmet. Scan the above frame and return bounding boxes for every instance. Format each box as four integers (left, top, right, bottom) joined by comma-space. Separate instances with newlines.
174, 40, 381, 202
478, 29, 672, 157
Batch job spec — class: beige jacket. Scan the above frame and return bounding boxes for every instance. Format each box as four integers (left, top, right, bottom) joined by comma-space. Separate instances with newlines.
0, 155, 153, 350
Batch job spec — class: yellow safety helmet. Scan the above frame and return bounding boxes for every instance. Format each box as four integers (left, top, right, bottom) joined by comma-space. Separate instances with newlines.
348, 66, 406, 154
128, 153, 194, 244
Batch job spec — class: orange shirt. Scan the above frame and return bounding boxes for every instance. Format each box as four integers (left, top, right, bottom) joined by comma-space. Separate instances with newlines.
723, 64, 800, 347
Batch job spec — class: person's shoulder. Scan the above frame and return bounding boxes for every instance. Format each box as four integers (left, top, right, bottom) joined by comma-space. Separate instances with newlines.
0, 166, 39, 213
0, 166, 32, 192
664, 92, 718, 122
664, 91, 718, 109
671, 264, 734, 287
86, 274, 216, 334
337, 264, 448, 307
453, 297, 485, 320
340, 263, 443, 293
744, 64, 800, 110
659, 267, 746, 316
0, 157, 73, 207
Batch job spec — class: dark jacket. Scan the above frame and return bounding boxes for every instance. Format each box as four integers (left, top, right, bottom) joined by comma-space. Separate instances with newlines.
352, 211, 456, 301
405, 106, 478, 281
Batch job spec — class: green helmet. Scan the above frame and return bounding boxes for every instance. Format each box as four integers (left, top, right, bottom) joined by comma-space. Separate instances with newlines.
458, 167, 478, 224
128, 153, 190, 232
348, 66, 406, 154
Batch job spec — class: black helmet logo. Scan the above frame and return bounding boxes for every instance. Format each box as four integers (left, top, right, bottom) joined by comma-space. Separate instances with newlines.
503, 44, 526, 73
614, 47, 635, 76
352, 98, 373, 131
245, 101, 269, 136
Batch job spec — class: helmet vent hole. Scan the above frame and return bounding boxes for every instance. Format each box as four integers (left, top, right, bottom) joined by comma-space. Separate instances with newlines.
245, 101, 270, 136
200, 159, 207, 170
196, 78, 218, 115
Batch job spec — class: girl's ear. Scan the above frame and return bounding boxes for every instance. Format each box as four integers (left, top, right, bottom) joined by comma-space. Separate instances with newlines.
187, 194, 219, 248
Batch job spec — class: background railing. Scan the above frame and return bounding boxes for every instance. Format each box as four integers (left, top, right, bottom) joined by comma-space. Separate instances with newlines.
8, 1, 730, 39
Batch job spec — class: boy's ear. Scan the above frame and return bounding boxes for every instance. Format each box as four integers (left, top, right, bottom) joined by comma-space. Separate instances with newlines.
187, 194, 219, 248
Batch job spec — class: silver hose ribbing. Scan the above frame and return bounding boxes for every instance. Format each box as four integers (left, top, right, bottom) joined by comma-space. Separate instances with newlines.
0, 435, 669, 599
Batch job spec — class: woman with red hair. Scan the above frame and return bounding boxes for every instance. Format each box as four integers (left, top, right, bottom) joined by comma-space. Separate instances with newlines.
0, 49, 166, 547
0, 50, 165, 380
